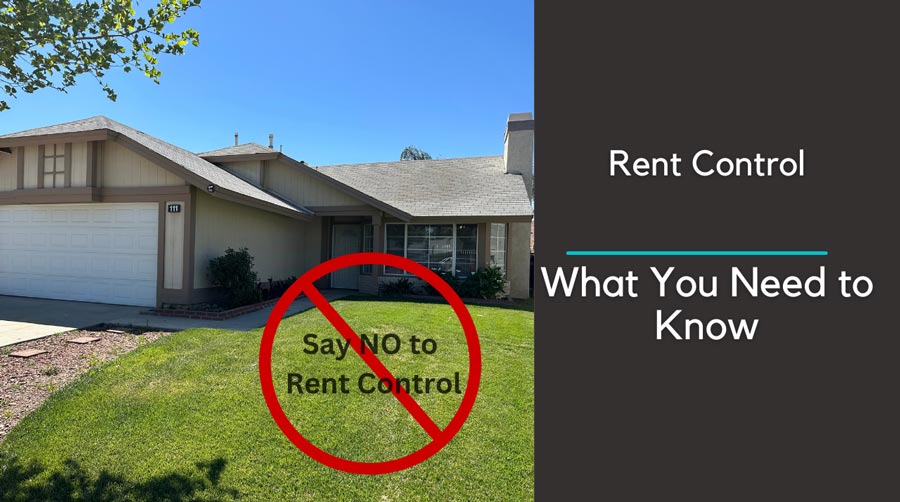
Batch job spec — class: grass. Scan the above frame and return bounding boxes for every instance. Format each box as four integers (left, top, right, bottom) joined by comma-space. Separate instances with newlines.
0, 299, 534, 501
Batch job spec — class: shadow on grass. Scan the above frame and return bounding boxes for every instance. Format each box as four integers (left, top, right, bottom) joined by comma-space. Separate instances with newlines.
341, 294, 535, 312
0, 454, 238, 501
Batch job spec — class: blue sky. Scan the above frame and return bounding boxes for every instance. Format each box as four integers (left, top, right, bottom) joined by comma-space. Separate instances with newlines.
0, 1, 533, 165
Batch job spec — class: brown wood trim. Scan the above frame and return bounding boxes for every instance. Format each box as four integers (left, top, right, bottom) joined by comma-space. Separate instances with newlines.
314, 217, 332, 289
307, 205, 381, 216
201, 152, 280, 162
0, 186, 195, 205
36, 145, 44, 189
273, 156, 413, 221
96, 140, 104, 185
15, 147, 24, 189
86, 141, 98, 187
100, 187, 190, 203
0, 187, 96, 205
155, 201, 166, 307
64, 142, 72, 188
100, 186, 191, 196
0, 130, 110, 148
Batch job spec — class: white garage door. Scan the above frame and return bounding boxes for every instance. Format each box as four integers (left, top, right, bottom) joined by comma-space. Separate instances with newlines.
0, 203, 158, 307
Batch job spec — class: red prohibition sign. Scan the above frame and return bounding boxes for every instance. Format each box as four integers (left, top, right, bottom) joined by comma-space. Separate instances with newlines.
259, 252, 482, 475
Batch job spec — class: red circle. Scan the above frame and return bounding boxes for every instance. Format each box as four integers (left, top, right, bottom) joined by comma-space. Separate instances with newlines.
259, 252, 482, 475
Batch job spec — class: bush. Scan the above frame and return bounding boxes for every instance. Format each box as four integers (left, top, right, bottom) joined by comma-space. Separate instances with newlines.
379, 277, 416, 296
471, 266, 507, 299
262, 276, 297, 301
424, 271, 458, 296
424, 266, 507, 299
208, 247, 260, 308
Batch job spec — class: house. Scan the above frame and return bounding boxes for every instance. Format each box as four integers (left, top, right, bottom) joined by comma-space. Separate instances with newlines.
0, 113, 534, 307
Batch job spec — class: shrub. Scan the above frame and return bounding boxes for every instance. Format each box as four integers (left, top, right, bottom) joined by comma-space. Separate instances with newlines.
208, 247, 260, 308
472, 266, 507, 299
263, 276, 297, 301
379, 277, 416, 296
424, 266, 506, 299
424, 271, 458, 296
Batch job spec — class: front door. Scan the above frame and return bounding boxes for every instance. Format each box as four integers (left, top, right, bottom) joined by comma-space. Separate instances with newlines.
331, 224, 361, 289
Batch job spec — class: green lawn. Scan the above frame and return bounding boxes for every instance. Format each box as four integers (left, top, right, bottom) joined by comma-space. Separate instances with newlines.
0, 298, 534, 501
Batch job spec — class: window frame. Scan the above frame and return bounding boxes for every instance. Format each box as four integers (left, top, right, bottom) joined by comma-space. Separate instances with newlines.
383, 223, 479, 278
361, 224, 374, 274
489, 222, 509, 277
41, 143, 66, 188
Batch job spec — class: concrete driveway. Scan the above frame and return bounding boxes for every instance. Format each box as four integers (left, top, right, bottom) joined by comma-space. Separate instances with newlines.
0, 290, 352, 348
0, 295, 145, 348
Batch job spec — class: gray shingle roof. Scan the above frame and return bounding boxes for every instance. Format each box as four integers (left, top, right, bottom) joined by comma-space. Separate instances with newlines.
316, 156, 533, 218
0, 117, 311, 216
197, 142, 274, 157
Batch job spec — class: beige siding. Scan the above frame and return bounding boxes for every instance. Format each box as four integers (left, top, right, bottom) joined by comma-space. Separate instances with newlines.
265, 161, 361, 207
220, 160, 261, 185
301, 217, 323, 272
23, 146, 38, 188
193, 192, 314, 288
70, 142, 88, 187
507, 221, 531, 299
0, 151, 16, 191
100, 140, 184, 187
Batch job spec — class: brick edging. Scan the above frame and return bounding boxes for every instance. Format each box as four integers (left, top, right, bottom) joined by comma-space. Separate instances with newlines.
143, 298, 281, 320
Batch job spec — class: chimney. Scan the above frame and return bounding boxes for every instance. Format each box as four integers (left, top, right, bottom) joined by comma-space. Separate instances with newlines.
234, 132, 239, 146
268, 134, 274, 149
503, 112, 534, 200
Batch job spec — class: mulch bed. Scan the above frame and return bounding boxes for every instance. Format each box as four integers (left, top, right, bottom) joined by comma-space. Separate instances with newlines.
0, 327, 170, 440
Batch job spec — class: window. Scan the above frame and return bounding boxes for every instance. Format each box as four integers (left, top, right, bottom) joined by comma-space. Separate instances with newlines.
490, 223, 508, 276
455, 224, 477, 278
42, 143, 65, 188
384, 223, 478, 278
361, 224, 373, 274
385, 224, 406, 275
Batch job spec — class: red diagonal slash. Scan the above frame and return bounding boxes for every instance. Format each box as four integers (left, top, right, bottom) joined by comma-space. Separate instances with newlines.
301, 282, 444, 440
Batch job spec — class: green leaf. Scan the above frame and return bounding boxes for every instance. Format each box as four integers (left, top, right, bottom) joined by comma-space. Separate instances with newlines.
0, 0, 203, 111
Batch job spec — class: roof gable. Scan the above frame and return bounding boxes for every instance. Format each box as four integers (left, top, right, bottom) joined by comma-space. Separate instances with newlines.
0, 116, 312, 219
198, 142, 276, 157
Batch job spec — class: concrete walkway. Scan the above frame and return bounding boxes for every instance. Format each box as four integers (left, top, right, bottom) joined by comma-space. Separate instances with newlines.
107, 290, 350, 331
0, 290, 351, 348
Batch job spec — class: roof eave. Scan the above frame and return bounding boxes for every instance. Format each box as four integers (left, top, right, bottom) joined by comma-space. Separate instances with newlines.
406, 214, 533, 223
0, 129, 111, 147
200, 152, 281, 163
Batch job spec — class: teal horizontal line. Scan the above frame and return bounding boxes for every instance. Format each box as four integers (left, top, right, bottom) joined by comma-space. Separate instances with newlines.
566, 250, 828, 256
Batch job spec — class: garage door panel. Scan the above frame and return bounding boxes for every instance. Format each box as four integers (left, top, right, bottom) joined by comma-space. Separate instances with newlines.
31, 209, 49, 222
50, 234, 68, 247
0, 203, 158, 306
70, 208, 90, 223
49, 256, 69, 274
71, 233, 90, 248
